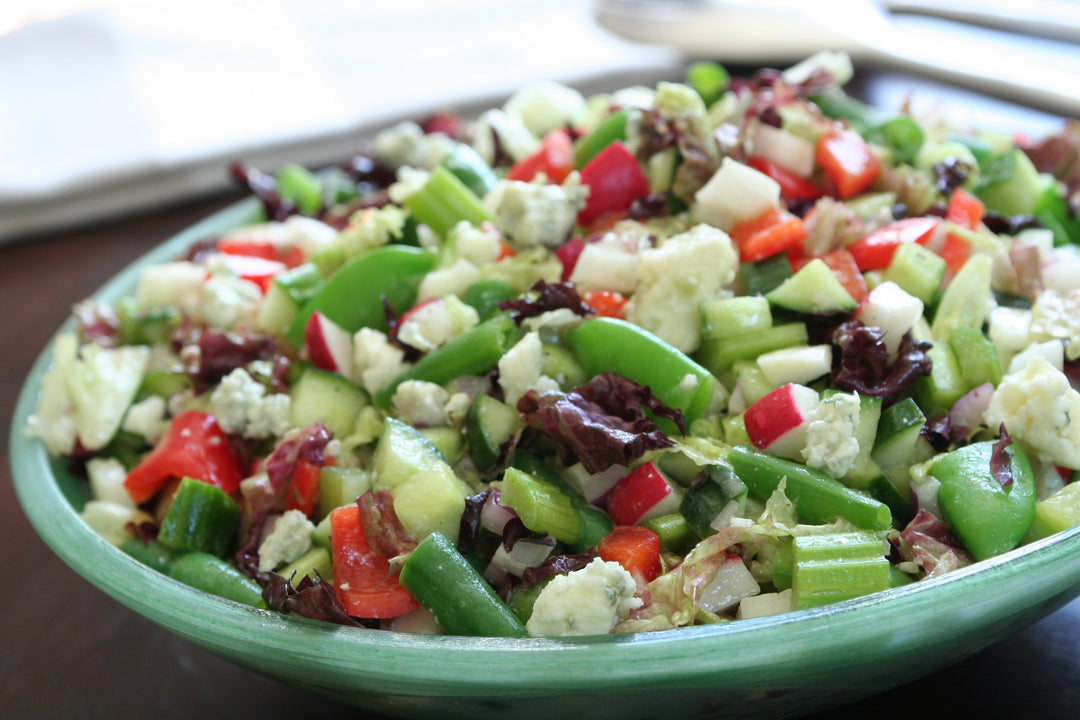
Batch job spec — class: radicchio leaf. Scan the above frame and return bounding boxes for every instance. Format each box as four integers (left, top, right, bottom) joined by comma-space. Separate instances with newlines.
497, 280, 592, 323
179, 327, 293, 394
457, 491, 488, 554
519, 551, 597, 590
230, 162, 298, 222
235, 424, 332, 577
895, 509, 973, 577
990, 425, 1015, 488
358, 491, 417, 558
517, 372, 683, 474
263, 571, 361, 627
73, 302, 120, 347
831, 320, 932, 406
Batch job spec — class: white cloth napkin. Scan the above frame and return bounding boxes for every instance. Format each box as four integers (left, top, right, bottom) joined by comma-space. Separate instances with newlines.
0, 0, 680, 242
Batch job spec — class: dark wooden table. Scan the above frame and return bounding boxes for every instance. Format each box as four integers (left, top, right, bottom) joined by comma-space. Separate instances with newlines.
3, 66, 1079, 719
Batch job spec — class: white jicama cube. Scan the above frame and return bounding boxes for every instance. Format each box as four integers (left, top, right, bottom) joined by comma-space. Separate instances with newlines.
692, 157, 780, 231
698, 554, 761, 614
756, 345, 833, 386
736, 589, 794, 619
1008, 339, 1065, 375
743, 383, 820, 461
561, 463, 627, 505
749, 122, 815, 177
569, 240, 641, 294
857, 281, 924, 360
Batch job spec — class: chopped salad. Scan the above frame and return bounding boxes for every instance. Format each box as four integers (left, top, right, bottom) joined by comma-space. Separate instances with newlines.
27, 52, 1080, 638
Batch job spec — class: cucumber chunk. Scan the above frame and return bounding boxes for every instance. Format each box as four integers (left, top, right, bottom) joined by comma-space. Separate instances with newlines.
371, 418, 472, 544
290, 367, 369, 440
765, 258, 857, 314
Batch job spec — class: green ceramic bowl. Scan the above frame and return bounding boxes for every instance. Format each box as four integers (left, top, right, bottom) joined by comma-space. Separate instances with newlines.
12, 198, 1080, 720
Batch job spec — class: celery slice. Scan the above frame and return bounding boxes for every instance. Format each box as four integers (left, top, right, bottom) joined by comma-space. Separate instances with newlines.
791, 532, 890, 609
499, 467, 581, 545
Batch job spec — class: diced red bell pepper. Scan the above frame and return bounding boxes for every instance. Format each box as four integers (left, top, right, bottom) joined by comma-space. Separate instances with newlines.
746, 155, 824, 202
284, 457, 322, 518
940, 233, 972, 275
218, 238, 305, 268
124, 411, 246, 504
330, 505, 419, 619
598, 525, 662, 583
846, 217, 941, 271
940, 187, 983, 275
555, 236, 585, 281
946, 187, 985, 230
218, 253, 287, 294
506, 129, 575, 184
729, 207, 808, 263
496, 240, 516, 261
815, 129, 882, 199
792, 248, 868, 303
583, 290, 629, 319
577, 141, 650, 227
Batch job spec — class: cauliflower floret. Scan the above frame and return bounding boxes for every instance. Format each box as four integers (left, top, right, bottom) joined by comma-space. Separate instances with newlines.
625, 224, 738, 353
451, 221, 503, 266
1029, 289, 1080, 361
257, 509, 316, 573
373, 120, 456, 170
525, 558, 643, 637
352, 327, 411, 396
208, 368, 292, 440
801, 392, 861, 478
392, 380, 453, 427
497, 331, 560, 407
398, 296, 479, 353
338, 205, 408, 259
483, 175, 588, 249
984, 357, 1080, 468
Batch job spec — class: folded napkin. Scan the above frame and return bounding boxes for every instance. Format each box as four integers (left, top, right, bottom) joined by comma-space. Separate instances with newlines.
0, 0, 680, 242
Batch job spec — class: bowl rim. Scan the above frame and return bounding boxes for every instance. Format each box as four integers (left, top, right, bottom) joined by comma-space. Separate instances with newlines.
11, 196, 1080, 696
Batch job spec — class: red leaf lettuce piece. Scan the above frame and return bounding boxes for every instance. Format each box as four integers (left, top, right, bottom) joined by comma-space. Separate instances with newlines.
358, 490, 417, 558
520, 551, 597, 590
990, 424, 1015, 488
235, 424, 332, 577
895, 509, 973, 578
498, 280, 593, 323
831, 320, 932, 407
263, 571, 361, 627
517, 372, 684, 474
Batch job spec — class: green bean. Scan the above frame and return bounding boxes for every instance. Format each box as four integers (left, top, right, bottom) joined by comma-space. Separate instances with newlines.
286, 245, 436, 347
399, 533, 527, 637
726, 447, 893, 531
375, 315, 520, 408
564, 317, 716, 423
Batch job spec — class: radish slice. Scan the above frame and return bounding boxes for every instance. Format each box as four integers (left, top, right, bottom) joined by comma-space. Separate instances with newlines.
744, 383, 820, 460
304, 311, 354, 376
